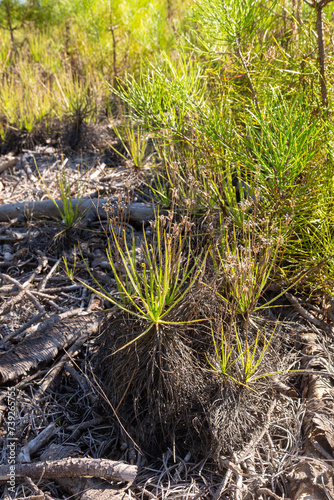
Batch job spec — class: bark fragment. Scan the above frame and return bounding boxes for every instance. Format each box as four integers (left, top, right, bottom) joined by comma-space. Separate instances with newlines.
288, 331, 334, 499
0, 310, 102, 384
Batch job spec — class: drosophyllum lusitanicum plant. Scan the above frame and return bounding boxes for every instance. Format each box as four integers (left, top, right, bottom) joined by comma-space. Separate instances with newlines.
76, 211, 209, 350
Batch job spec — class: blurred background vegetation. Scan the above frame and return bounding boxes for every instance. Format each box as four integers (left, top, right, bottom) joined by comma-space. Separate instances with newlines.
0, 0, 334, 140
0, 0, 190, 140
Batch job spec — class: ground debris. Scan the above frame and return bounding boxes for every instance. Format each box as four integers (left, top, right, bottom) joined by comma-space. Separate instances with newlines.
0, 310, 102, 383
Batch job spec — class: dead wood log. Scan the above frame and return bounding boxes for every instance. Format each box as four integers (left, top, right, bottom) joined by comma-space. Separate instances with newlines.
0, 457, 137, 483
0, 198, 160, 224
0, 310, 102, 384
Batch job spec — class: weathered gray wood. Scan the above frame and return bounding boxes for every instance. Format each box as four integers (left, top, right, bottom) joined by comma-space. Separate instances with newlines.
18, 423, 57, 463
0, 457, 137, 483
287, 330, 334, 500
0, 198, 158, 224
39, 445, 131, 499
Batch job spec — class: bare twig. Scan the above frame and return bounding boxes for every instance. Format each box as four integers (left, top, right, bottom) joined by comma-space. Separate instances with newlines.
213, 467, 233, 500
0, 273, 44, 314
215, 397, 279, 499
0, 246, 28, 262
38, 284, 82, 294
239, 397, 278, 462
18, 423, 58, 463
303, 0, 334, 108
67, 417, 105, 442
64, 362, 98, 405
24, 476, 54, 500
13, 496, 44, 500
38, 258, 62, 291
0, 311, 46, 347
0, 158, 18, 174
311, 440, 334, 463
256, 488, 289, 499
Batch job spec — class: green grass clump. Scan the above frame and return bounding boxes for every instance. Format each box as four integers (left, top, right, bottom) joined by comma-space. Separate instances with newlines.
207, 321, 278, 390
37, 160, 87, 234
110, 120, 150, 168
78, 213, 208, 348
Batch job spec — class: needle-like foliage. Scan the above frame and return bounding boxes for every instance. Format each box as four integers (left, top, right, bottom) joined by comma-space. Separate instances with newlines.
37, 160, 87, 234
79, 214, 208, 349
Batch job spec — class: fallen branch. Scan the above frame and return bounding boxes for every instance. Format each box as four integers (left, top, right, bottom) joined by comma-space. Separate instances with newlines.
0, 457, 137, 484
285, 292, 333, 334
0, 272, 44, 314
0, 198, 161, 224
12, 496, 45, 500
39, 444, 130, 500
18, 423, 57, 463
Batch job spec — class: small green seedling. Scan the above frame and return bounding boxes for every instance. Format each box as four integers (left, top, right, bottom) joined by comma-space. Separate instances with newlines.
37, 159, 87, 234
62, 247, 77, 281
110, 122, 149, 168
206, 321, 241, 385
